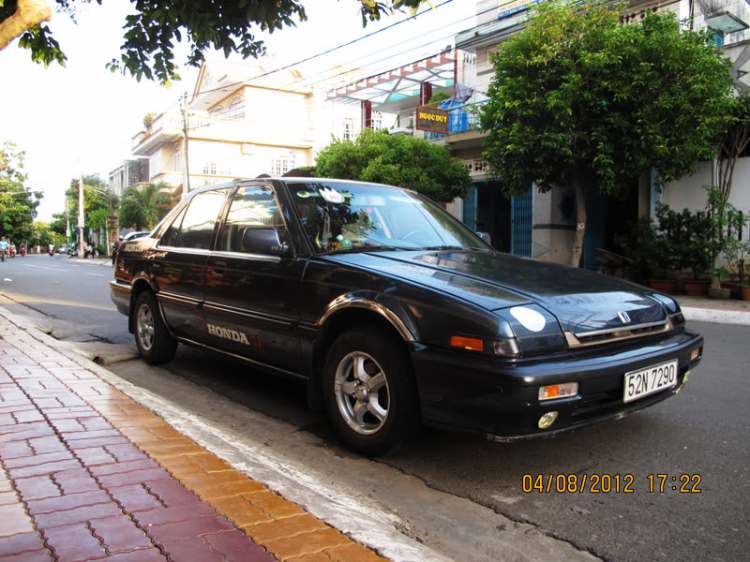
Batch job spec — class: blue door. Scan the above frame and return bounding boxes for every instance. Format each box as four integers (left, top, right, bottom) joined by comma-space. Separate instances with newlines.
511, 189, 533, 257
463, 184, 478, 231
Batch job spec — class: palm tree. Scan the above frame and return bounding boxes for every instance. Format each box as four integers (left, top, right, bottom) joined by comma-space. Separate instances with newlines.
119, 183, 170, 230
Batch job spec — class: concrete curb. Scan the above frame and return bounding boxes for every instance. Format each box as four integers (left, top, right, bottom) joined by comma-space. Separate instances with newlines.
0, 305, 451, 562
681, 306, 750, 326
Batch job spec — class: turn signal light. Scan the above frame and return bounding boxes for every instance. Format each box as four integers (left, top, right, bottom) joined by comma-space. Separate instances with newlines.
539, 382, 578, 401
690, 348, 700, 362
450, 336, 484, 352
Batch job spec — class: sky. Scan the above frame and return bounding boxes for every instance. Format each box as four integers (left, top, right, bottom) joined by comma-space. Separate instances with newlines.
1, 0, 475, 222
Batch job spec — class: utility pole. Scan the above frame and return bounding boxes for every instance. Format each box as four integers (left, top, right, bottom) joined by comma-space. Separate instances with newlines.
181, 91, 191, 201
78, 175, 85, 259
65, 198, 71, 252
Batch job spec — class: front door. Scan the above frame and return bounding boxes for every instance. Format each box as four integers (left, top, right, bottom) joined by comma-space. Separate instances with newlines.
153, 188, 228, 340
203, 183, 304, 375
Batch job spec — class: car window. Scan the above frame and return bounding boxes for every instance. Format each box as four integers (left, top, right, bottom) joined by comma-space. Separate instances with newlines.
160, 206, 187, 247
217, 185, 285, 253
176, 190, 227, 250
289, 182, 487, 253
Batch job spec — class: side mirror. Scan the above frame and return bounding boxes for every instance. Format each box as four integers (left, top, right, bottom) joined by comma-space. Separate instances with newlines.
476, 231, 492, 246
242, 227, 291, 256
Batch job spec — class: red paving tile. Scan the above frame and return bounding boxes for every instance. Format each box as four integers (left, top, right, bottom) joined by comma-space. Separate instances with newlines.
97, 468, 172, 488
159, 537, 226, 562
3, 451, 74, 469
90, 459, 158, 477
33, 500, 124, 529
204, 529, 275, 561
0, 531, 46, 557
7, 459, 82, 479
0, 329, 364, 562
89, 515, 152, 553
146, 515, 236, 543
142, 479, 201, 507
26, 490, 111, 515
0, 549, 55, 562
42, 522, 108, 562
132, 501, 215, 527
52, 468, 101, 494
107, 548, 168, 561
108, 484, 164, 513
13, 475, 62, 501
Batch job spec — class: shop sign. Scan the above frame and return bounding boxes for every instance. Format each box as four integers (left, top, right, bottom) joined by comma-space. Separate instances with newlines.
416, 105, 450, 134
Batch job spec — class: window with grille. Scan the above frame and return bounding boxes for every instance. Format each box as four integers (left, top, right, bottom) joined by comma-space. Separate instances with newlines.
228, 96, 245, 119
342, 117, 354, 141
271, 152, 296, 176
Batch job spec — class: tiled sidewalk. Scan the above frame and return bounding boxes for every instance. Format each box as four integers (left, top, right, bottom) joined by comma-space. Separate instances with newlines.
0, 318, 385, 562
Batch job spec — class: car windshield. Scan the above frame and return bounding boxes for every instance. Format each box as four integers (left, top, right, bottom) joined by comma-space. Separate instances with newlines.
289, 182, 490, 254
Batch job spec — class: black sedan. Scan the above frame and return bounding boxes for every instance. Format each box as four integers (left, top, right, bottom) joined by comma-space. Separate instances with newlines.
110, 179, 703, 455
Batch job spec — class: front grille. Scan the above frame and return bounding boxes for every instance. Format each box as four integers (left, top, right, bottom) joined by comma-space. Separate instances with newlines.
565, 320, 670, 349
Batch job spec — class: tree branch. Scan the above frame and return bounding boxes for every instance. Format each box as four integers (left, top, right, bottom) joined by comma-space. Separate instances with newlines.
0, 0, 51, 52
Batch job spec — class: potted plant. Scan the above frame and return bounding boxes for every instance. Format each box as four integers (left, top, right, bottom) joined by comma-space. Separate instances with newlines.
627, 216, 677, 293
708, 268, 732, 299
658, 205, 712, 296
742, 281, 750, 301
705, 186, 746, 298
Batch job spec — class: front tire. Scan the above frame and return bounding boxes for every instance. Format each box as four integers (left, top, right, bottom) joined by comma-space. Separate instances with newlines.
323, 326, 418, 456
133, 291, 177, 365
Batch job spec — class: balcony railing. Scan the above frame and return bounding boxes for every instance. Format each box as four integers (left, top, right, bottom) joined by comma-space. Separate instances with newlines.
425, 99, 489, 140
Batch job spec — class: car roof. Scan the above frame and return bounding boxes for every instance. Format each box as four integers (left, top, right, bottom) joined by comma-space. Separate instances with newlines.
187, 178, 408, 197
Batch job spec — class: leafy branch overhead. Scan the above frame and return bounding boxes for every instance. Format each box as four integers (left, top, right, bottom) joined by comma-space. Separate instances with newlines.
0, 0, 424, 83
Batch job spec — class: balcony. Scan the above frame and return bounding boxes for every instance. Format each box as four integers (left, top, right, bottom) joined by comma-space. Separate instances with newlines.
131, 113, 183, 154
132, 112, 315, 155
424, 100, 488, 144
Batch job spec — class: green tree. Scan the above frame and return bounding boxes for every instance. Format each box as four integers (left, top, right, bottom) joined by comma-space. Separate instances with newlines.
314, 128, 471, 202
31, 220, 53, 248
63, 174, 112, 246
119, 183, 171, 230
0, 142, 42, 243
480, 0, 734, 266
1, 0, 425, 84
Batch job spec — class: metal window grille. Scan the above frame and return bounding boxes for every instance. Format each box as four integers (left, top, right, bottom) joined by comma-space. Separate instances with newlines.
511, 188, 533, 257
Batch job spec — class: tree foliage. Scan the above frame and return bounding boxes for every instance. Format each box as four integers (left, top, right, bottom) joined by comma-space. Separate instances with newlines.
480, 0, 734, 265
0, 142, 42, 243
119, 183, 171, 230
314, 128, 471, 202
2, 0, 424, 84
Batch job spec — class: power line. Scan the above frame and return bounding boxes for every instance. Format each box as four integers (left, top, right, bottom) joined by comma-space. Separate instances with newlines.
191, 0, 459, 99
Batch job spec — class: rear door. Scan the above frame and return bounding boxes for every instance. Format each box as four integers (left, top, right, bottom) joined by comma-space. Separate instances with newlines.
203, 183, 305, 375
152, 188, 228, 340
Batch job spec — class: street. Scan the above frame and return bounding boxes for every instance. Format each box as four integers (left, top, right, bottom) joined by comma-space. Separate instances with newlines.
1, 254, 748, 562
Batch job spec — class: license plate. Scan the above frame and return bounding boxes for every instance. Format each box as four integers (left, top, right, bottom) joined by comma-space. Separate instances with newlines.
623, 360, 678, 403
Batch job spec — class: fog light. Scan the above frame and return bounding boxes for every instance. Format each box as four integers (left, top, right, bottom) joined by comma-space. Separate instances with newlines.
538, 411, 558, 429
690, 348, 700, 361
539, 382, 578, 401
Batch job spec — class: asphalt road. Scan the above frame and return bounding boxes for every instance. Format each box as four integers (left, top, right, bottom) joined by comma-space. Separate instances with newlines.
1, 254, 748, 562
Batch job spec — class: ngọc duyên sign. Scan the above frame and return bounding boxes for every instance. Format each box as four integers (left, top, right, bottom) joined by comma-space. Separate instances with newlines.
416, 105, 450, 134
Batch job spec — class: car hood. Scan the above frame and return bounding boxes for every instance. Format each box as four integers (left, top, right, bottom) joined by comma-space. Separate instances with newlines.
326, 250, 667, 335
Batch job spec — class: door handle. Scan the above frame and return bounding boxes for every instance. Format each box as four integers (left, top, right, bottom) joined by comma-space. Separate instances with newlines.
212, 260, 227, 278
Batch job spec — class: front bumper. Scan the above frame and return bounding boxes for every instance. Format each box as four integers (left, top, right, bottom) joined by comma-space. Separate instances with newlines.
109, 280, 132, 317
410, 329, 703, 440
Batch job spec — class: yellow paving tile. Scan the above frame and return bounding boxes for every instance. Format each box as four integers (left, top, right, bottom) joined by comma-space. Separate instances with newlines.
211, 496, 274, 527
325, 543, 389, 562
246, 513, 328, 543
242, 490, 306, 519
264, 527, 351, 560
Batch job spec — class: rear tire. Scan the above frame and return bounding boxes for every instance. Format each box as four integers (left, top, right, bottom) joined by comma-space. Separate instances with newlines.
133, 291, 177, 365
323, 326, 419, 456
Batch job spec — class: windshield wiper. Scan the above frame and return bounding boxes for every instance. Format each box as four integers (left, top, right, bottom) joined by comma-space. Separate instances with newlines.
423, 245, 493, 252
322, 245, 413, 255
